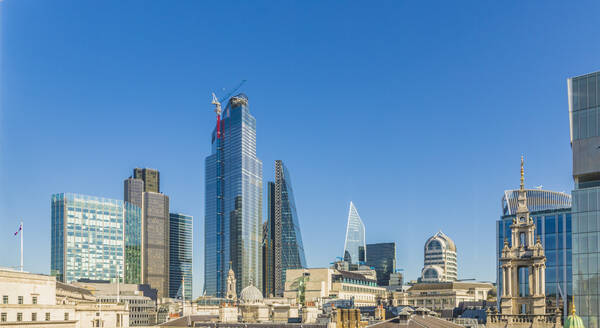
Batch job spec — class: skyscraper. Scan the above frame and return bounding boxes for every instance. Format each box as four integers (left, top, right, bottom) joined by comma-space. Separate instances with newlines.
124, 169, 170, 298
51, 193, 141, 284
205, 94, 263, 297
343, 201, 366, 264
169, 213, 193, 301
366, 242, 396, 286
420, 231, 457, 282
134, 168, 160, 193
263, 160, 307, 297
568, 71, 600, 326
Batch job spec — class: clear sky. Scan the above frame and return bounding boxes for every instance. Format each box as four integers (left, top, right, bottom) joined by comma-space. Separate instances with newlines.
1, 1, 599, 298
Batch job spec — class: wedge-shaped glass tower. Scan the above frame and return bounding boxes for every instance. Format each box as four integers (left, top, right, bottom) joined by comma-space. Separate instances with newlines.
343, 201, 366, 264
264, 160, 307, 297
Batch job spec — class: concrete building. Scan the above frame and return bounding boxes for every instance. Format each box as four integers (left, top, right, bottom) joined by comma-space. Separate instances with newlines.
568, 70, 600, 328
420, 231, 457, 283
124, 168, 170, 299
284, 268, 387, 307
50, 193, 142, 284
169, 213, 193, 301
366, 243, 396, 287
0, 268, 128, 328
205, 94, 263, 297
72, 281, 157, 327
264, 160, 307, 297
390, 281, 493, 311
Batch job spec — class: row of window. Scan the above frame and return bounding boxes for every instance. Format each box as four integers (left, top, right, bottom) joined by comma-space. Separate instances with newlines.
0, 312, 69, 322
2, 295, 37, 305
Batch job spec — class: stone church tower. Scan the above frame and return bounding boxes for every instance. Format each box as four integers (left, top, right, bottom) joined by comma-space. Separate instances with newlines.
500, 157, 547, 315
226, 262, 237, 301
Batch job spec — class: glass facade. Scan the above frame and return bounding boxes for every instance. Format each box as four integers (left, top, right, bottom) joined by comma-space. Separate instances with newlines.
169, 213, 193, 301
205, 94, 263, 297
51, 193, 141, 283
343, 202, 366, 264
264, 161, 307, 297
569, 71, 600, 328
366, 243, 396, 286
497, 209, 572, 313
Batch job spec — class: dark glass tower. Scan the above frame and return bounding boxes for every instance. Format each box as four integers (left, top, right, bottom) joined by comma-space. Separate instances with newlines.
366, 243, 396, 286
205, 94, 263, 297
134, 168, 160, 193
169, 213, 193, 301
264, 160, 307, 297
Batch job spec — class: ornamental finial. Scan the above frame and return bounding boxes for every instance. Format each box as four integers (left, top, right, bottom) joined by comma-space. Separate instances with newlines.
520, 156, 525, 190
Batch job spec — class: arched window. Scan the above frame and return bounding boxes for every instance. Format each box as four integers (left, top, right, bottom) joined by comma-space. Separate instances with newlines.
428, 240, 442, 251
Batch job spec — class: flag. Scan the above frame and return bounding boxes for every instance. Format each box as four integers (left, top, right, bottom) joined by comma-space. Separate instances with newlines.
14, 224, 21, 236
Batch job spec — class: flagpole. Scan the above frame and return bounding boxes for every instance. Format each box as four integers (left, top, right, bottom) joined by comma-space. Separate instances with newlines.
20, 221, 23, 272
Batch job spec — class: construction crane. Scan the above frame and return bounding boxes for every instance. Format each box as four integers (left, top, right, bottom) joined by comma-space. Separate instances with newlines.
217, 79, 247, 104
211, 80, 247, 139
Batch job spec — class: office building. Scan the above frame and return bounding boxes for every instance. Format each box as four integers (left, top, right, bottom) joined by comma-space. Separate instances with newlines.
205, 94, 263, 297
420, 231, 457, 282
51, 193, 141, 284
497, 188, 571, 312
343, 201, 366, 264
284, 268, 387, 307
169, 213, 193, 301
366, 243, 396, 287
124, 168, 170, 299
569, 70, 600, 327
264, 160, 307, 297
125, 170, 170, 296
0, 268, 129, 327
391, 281, 493, 310
133, 168, 160, 193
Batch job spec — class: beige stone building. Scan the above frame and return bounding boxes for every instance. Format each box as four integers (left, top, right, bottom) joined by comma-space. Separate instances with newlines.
284, 268, 387, 307
0, 268, 129, 328
389, 281, 493, 311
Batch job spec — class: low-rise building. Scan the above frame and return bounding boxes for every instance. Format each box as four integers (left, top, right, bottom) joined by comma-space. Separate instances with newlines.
285, 268, 387, 307
390, 281, 493, 311
0, 268, 128, 328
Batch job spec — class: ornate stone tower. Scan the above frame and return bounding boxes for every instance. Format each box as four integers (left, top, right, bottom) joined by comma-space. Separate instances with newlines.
226, 262, 237, 301
499, 157, 547, 315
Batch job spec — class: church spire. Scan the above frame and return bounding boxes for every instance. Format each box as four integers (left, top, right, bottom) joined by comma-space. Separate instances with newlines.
520, 155, 525, 191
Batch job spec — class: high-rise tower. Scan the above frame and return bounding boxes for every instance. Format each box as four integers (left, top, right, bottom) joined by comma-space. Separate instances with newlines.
263, 160, 307, 297
569, 71, 600, 326
124, 168, 170, 298
421, 231, 457, 282
205, 94, 263, 297
343, 202, 366, 264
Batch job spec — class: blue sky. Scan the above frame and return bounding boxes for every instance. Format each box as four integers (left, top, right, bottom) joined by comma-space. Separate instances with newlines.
1, 1, 599, 298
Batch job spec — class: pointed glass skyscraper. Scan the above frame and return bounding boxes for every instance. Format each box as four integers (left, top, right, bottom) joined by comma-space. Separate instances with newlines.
263, 160, 307, 297
205, 94, 263, 297
343, 201, 366, 264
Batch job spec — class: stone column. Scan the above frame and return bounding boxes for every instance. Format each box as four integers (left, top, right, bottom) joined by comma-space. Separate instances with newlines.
507, 266, 512, 296
502, 266, 507, 296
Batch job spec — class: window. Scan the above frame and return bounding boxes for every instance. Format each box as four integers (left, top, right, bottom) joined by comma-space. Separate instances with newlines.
17, 313, 23, 321
519, 267, 530, 297
45, 313, 50, 321
520, 232, 526, 247
64, 312, 69, 321
32, 296, 38, 304
1, 313, 6, 322
2, 295, 7, 304
32, 313, 37, 321
18, 296, 23, 304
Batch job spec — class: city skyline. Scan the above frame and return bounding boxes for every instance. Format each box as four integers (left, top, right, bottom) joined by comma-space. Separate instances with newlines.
1, 1, 598, 299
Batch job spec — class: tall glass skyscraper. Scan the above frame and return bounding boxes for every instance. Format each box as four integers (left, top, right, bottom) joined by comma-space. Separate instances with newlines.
497, 188, 572, 314
51, 193, 141, 284
569, 71, 600, 327
366, 242, 396, 286
205, 94, 263, 297
343, 201, 366, 264
169, 213, 193, 301
264, 160, 307, 297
